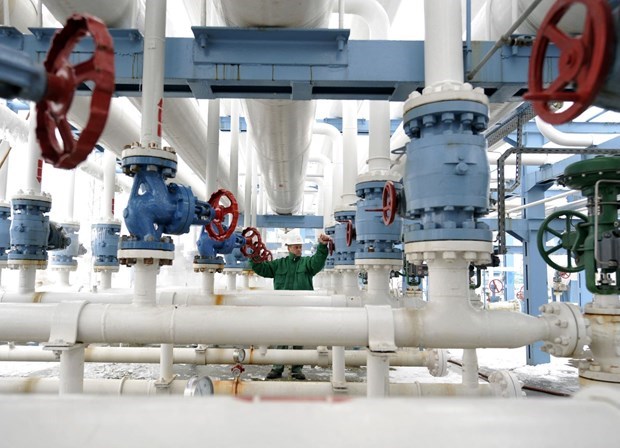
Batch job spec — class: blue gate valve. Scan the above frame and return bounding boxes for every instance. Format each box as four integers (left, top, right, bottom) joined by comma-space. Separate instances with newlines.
195, 228, 246, 265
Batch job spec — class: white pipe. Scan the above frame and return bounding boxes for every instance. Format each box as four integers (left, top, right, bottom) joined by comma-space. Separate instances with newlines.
99, 272, 112, 291
506, 189, 579, 215
365, 266, 391, 305
24, 106, 41, 194
534, 116, 594, 147
57, 270, 70, 287
424, 0, 464, 88
345, 0, 388, 39
140, 0, 166, 146
331, 346, 346, 386
202, 272, 215, 295
338, 0, 345, 28
133, 261, 158, 306
226, 273, 236, 291
0, 140, 9, 201
366, 350, 389, 397
251, 150, 258, 227
0, 301, 552, 348
461, 349, 479, 390
341, 271, 359, 297
309, 155, 332, 222
243, 141, 252, 226
206, 100, 220, 196
42, 0, 138, 28
63, 169, 76, 221
159, 344, 174, 383
58, 346, 84, 394
102, 150, 116, 220
0, 345, 433, 367
1, 392, 619, 446
18, 267, 36, 294
229, 100, 240, 200
341, 102, 358, 208
0, 377, 496, 398
314, 122, 342, 221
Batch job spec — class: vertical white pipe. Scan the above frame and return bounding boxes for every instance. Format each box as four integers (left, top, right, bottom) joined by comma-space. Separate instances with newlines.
342, 271, 358, 296
332, 345, 346, 385
332, 271, 343, 294
64, 170, 76, 221
18, 268, 36, 294
341, 102, 358, 207
338, 0, 345, 28
229, 100, 240, 200
100, 272, 112, 291
366, 350, 389, 397
0, 140, 10, 201
24, 107, 41, 194
133, 261, 158, 306
36, 0, 42, 27
226, 273, 236, 291
241, 274, 249, 290
202, 271, 215, 294
366, 267, 390, 304
251, 151, 258, 228
244, 142, 252, 228
427, 258, 470, 308
368, 101, 391, 173
159, 343, 174, 383
462, 348, 479, 389
59, 346, 85, 394
102, 150, 116, 220
424, 0, 464, 87
57, 270, 70, 287
206, 99, 220, 196
140, 0, 166, 146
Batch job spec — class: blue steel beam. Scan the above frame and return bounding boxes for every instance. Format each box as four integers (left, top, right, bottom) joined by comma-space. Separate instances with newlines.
218, 117, 402, 134
256, 215, 324, 229
0, 27, 560, 102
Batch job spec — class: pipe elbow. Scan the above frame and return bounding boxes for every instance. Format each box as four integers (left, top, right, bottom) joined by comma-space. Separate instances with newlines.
535, 116, 593, 147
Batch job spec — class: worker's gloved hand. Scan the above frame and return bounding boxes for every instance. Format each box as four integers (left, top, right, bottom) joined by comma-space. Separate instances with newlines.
318, 234, 331, 245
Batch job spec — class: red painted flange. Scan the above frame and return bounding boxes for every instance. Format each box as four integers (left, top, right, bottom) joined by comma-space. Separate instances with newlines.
36, 13, 115, 169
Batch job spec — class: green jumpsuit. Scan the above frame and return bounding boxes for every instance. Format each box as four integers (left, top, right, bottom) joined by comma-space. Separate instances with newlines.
249, 243, 328, 375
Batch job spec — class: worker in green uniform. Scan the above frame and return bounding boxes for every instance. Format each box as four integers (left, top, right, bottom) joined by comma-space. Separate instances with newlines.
249, 231, 331, 380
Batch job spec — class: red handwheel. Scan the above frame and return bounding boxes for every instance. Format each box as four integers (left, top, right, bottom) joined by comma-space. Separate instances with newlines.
206, 189, 239, 241
241, 226, 262, 257
345, 220, 356, 247
327, 239, 335, 256
36, 13, 115, 169
524, 0, 615, 124
382, 181, 398, 226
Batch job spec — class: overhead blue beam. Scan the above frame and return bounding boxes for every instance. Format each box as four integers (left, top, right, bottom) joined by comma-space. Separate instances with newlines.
218, 117, 402, 134
256, 214, 324, 229
0, 26, 560, 102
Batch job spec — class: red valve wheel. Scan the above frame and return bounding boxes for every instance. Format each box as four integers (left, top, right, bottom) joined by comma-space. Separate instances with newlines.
524, 0, 614, 124
241, 227, 262, 257
252, 242, 272, 263
206, 189, 239, 242
489, 279, 504, 294
327, 239, 335, 256
382, 181, 398, 226
345, 220, 356, 247
560, 271, 571, 279
36, 13, 115, 169
516, 285, 525, 301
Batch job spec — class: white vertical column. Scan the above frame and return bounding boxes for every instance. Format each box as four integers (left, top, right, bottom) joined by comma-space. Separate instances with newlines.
202, 271, 215, 294
462, 348, 479, 390
133, 260, 158, 306
424, 0, 464, 88
226, 273, 236, 291
0, 140, 10, 201
229, 100, 240, 200
244, 140, 252, 228
159, 343, 174, 384
342, 270, 359, 297
332, 345, 346, 388
140, 0, 166, 146
102, 151, 116, 220
366, 350, 389, 397
341, 102, 358, 207
59, 345, 85, 394
24, 107, 41, 194
206, 99, 220, 197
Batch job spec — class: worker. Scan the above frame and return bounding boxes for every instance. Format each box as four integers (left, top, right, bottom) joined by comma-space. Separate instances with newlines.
249, 230, 331, 380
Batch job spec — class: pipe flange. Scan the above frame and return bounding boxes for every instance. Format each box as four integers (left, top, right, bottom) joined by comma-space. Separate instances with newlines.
405, 240, 492, 265
193, 263, 224, 273
488, 370, 525, 398
584, 302, 620, 316
355, 259, 402, 269
118, 248, 174, 267
540, 302, 591, 358
356, 171, 402, 185
7, 259, 47, 269
121, 143, 177, 178
93, 265, 120, 273
579, 364, 620, 384
426, 349, 448, 377
11, 191, 52, 208
404, 84, 488, 116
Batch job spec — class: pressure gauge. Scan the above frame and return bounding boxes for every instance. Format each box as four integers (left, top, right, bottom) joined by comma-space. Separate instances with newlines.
232, 348, 246, 363
184, 375, 214, 397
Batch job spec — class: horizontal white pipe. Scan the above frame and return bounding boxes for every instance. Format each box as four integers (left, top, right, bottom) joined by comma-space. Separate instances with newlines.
0, 345, 434, 367
506, 189, 579, 214
1, 392, 619, 446
0, 302, 551, 348
0, 377, 494, 398
535, 116, 594, 147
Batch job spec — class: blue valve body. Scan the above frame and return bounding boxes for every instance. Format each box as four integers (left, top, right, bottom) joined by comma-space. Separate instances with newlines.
92, 222, 121, 267
324, 225, 335, 269
9, 198, 51, 261
402, 100, 491, 243
195, 230, 245, 265
0, 205, 11, 262
355, 180, 402, 260
50, 223, 79, 267
334, 210, 358, 266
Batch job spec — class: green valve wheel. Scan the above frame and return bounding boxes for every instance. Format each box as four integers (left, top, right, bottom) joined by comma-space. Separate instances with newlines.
537, 210, 588, 273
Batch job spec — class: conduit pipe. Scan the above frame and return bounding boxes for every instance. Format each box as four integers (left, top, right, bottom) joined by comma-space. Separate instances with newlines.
309, 155, 332, 221
534, 116, 594, 147
0, 345, 437, 368
341, 101, 359, 208
0, 377, 496, 398
229, 100, 240, 199
2, 393, 619, 446
0, 303, 552, 348
424, 0, 464, 88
